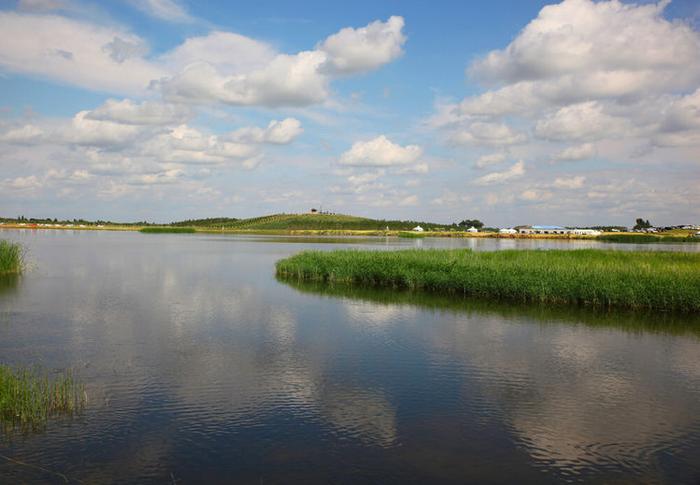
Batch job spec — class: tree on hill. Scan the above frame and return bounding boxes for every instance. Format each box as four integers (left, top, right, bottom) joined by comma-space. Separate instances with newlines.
458, 219, 484, 229
633, 218, 652, 230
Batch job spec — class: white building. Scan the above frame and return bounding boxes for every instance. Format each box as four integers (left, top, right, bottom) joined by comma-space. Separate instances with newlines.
412, 226, 424, 232
467, 226, 479, 233
499, 228, 517, 234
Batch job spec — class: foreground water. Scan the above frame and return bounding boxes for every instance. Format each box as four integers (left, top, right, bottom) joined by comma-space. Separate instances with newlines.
1, 230, 699, 483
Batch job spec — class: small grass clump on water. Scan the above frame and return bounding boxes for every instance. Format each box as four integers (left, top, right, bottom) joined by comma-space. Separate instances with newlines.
0, 241, 22, 275
139, 226, 196, 234
276, 249, 700, 312
0, 365, 85, 432
398, 231, 426, 238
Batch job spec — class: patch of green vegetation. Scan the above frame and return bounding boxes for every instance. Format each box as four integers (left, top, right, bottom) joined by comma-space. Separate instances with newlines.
171, 217, 240, 227
172, 213, 447, 231
398, 231, 426, 238
0, 365, 85, 433
139, 226, 196, 234
276, 249, 700, 312
0, 241, 22, 275
599, 234, 699, 243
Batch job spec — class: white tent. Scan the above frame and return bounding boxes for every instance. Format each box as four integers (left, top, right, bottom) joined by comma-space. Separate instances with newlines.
413, 226, 424, 232
467, 226, 478, 233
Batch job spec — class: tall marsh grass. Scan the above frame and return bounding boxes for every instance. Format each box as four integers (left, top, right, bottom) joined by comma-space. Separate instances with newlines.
0, 240, 22, 274
139, 226, 196, 234
599, 234, 699, 243
0, 365, 85, 432
276, 249, 700, 312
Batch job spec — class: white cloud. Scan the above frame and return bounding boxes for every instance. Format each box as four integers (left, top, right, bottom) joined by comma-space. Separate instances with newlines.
318, 16, 406, 75
339, 135, 422, 167
451, 122, 526, 146
470, 0, 700, 92
86, 99, 191, 126
534, 101, 630, 141
430, 0, 700, 174
1, 175, 42, 191
474, 160, 525, 185
0, 13, 404, 107
474, 152, 507, 169
0, 12, 166, 95
0, 124, 44, 143
158, 17, 405, 107
229, 118, 303, 145
552, 175, 586, 189
554, 143, 596, 161
520, 189, 552, 201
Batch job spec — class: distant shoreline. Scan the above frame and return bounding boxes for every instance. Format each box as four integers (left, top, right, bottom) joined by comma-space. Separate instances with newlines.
1, 224, 611, 240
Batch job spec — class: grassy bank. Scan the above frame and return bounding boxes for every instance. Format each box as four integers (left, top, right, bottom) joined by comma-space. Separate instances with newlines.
276, 249, 700, 312
139, 226, 195, 234
0, 365, 85, 432
0, 241, 22, 274
599, 233, 699, 243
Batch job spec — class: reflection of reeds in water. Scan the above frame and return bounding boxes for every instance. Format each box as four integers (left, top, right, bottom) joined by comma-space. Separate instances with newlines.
0, 241, 22, 275
278, 277, 700, 337
276, 249, 700, 312
0, 365, 86, 434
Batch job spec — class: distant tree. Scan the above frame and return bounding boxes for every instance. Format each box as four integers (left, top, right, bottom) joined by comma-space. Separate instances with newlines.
458, 219, 484, 229
633, 218, 652, 230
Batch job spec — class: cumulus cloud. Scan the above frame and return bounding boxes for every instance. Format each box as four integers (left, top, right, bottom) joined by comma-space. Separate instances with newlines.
474, 160, 525, 185
85, 99, 191, 126
534, 101, 630, 141
552, 175, 586, 189
318, 16, 406, 75
451, 122, 527, 146
228, 118, 304, 145
157, 16, 406, 107
430, 0, 700, 189
474, 152, 507, 169
0, 124, 44, 143
0, 13, 404, 107
554, 143, 596, 161
339, 135, 422, 167
0, 12, 166, 94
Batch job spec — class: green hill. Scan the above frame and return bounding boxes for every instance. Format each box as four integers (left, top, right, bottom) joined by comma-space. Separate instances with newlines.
171, 213, 448, 231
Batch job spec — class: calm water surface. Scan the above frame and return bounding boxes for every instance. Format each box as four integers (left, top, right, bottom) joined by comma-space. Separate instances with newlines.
1, 230, 699, 483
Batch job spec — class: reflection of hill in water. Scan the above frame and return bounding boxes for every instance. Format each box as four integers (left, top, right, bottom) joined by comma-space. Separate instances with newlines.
278, 277, 700, 337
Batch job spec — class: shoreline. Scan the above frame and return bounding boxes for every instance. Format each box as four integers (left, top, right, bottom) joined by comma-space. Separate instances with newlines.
2, 224, 697, 242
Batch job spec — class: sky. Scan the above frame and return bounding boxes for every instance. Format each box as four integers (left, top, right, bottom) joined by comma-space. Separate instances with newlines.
0, 0, 699, 226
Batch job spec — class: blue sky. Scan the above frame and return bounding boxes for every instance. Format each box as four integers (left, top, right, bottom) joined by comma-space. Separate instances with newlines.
0, 0, 699, 226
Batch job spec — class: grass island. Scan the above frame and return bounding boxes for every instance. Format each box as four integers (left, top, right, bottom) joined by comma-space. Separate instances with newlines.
276, 249, 700, 313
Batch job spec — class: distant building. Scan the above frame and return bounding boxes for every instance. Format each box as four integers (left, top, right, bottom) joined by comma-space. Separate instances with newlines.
518, 225, 567, 235
467, 226, 479, 233
309, 208, 318, 214
413, 226, 424, 232
499, 228, 517, 234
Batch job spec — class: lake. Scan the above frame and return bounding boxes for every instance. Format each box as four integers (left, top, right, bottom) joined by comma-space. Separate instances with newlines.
1, 229, 699, 483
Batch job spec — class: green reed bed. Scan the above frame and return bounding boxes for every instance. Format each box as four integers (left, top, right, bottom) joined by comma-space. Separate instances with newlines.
599, 234, 699, 243
397, 231, 426, 238
139, 226, 196, 234
0, 241, 22, 275
0, 365, 85, 432
276, 249, 700, 312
